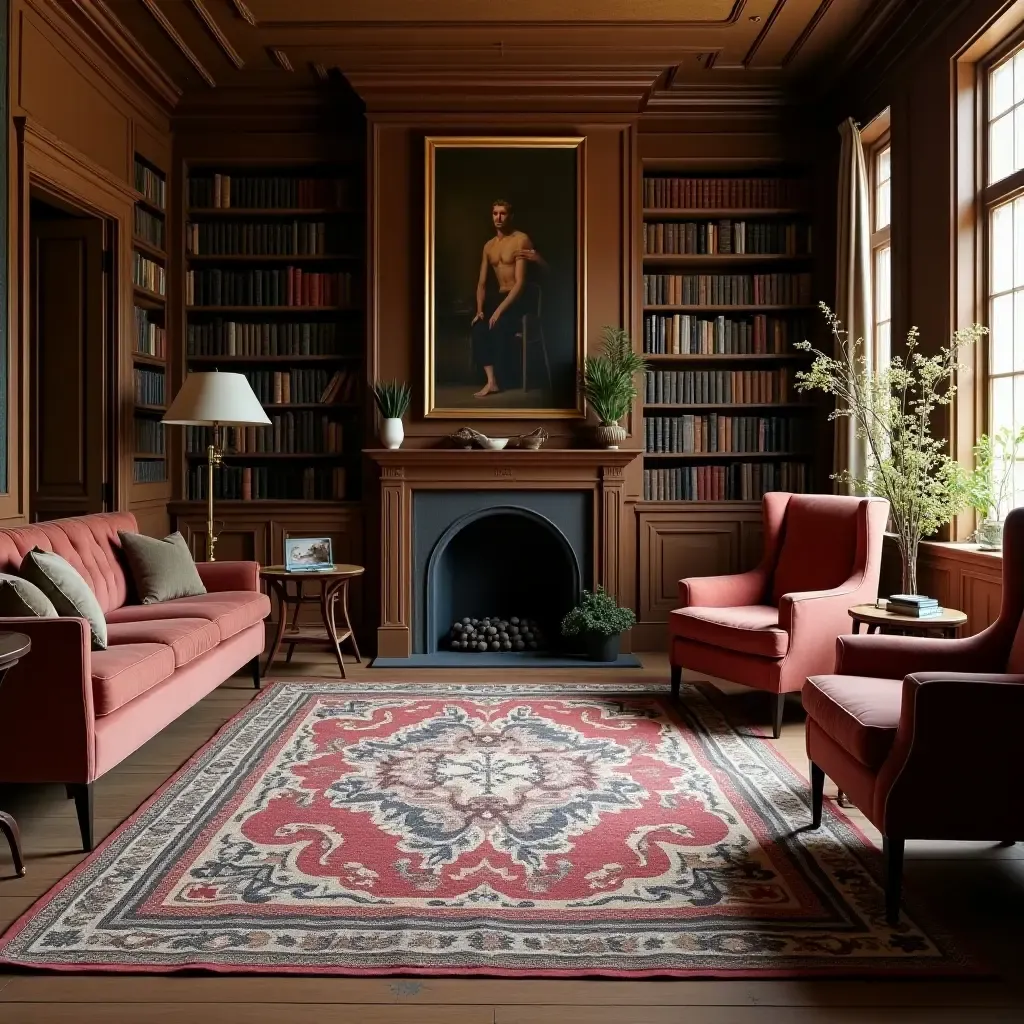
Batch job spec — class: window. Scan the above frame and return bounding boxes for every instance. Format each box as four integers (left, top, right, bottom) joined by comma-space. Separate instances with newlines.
870, 142, 892, 368
985, 43, 1024, 514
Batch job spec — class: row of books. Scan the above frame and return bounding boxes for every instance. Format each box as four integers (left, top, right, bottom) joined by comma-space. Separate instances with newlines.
185, 464, 347, 501
187, 175, 350, 211
134, 419, 165, 455
642, 221, 812, 256
186, 320, 343, 356
134, 159, 166, 211
133, 307, 166, 359
133, 254, 166, 296
643, 462, 808, 501
134, 207, 165, 250
186, 221, 333, 256
643, 313, 808, 355
185, 414, 345, 455
185, 268, 355, 308
134, 368, 165, 407
645, 369, 794, 406
643, 177, 803, 210
235, 368, 353, 406
645, 414, 797, 454
133, 460, 167, 484
643, 273, 813, 307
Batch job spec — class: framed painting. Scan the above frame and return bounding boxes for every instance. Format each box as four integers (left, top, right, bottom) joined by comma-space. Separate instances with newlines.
424, 136, 586, 419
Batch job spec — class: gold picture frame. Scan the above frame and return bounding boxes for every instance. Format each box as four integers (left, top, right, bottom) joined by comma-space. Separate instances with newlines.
424, 136, 587, 419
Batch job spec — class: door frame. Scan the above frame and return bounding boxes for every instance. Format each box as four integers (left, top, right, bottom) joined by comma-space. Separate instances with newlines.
9, 117, 135, 523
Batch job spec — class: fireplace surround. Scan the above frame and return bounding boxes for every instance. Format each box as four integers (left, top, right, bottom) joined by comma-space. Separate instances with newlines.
367, 448, 638, 661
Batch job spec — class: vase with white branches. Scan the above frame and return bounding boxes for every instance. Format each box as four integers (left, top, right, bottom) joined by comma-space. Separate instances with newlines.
795, 303, 987, 596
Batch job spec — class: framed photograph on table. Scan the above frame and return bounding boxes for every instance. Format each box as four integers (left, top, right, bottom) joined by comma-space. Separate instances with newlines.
424, 136, 586, 419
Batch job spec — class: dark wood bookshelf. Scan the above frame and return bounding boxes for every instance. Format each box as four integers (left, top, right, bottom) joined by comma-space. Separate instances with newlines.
133, 284, 166, 307
642, 451, 810, 460
133, 236, 166, 261
185, 451, 351, 460
186, 305, 356, 313
132, 352, 166, 367
135, 404, 167, 415
642, 352, 811, 362
134, 452, 166, 459
131, 191, 166, 217
186, 207, 353, 217
186, 354, 360, 364
643, 304, 814, 312
643, 402, 810, 410
185, 253, 361, 263
643, 208, 806, 218
643, 253, 809, 265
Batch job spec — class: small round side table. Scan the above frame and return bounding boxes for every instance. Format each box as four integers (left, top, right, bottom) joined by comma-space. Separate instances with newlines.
848, 603, 968, 639
0, 631, 32, 877
261, 565, 364, 678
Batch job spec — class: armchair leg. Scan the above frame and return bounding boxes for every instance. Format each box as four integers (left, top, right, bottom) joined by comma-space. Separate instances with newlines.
810, 761, 825, 829
883, 836, 905, 926
670, 664, 681, 701
68, 783, 94, 853
249, 655, 261, 690
770, 693, 785, 739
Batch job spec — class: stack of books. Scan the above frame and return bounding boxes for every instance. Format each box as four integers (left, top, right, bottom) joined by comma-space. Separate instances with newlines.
886, 595, 942, 618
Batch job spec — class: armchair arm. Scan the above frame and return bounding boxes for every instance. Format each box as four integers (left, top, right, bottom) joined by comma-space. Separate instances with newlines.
835, 631, 1002, 679
876, 673, 1024, 837
197, 560, 260, 593
678, 568, 769, 608
0, 617, 94, 783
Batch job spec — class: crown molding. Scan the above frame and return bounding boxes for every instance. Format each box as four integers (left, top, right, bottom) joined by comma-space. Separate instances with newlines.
644, 80, 792, 114
139, 0, 216, 88
189, 0, 244, 69
62, 0, 181, 110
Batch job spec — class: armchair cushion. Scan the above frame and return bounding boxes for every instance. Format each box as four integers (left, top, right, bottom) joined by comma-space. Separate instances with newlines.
106, 590, 270, 642
91, 643, 176, 717
669, 604, 788, 659
106, 617, 220, 668
803, 674, 902, 769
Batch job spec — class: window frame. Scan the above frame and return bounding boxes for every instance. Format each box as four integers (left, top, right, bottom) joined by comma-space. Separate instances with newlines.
868, 131, 892, 370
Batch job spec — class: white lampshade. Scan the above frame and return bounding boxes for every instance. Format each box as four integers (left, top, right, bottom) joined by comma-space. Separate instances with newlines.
162, 372, 271, 426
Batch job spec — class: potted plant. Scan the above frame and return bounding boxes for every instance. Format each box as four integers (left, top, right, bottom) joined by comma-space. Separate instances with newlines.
964, 427, 1024, 550
560, 586, 636, 662
580, 326, 647, 448
372, 379, 411, 450
795, 304, 986, 595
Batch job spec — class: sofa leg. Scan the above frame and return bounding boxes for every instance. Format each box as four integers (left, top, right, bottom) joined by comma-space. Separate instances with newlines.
771, 693, 785, 739
670, 664, 681, 701
810, 762, 824, 829
68, 783, 93, 853
249, 655, 261, 690
883, 836, 905, 926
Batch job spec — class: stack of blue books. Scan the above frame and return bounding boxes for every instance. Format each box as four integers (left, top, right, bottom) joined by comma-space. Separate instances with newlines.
887, 594, 942, 618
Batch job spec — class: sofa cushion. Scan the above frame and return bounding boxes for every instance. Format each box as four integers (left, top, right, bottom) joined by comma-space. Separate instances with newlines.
771, 495, 859, 604
107, 590, 270, 642
106, 617, 221, 669
669, 604, 789, 659
91, 643, 176, 717
0, 573, 57, 617
802, 674, 903, 769
117, 531, 207, 605
20, 548, 107, 650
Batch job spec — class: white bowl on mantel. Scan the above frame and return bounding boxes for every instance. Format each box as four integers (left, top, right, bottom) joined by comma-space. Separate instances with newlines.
480, 437, 509, 450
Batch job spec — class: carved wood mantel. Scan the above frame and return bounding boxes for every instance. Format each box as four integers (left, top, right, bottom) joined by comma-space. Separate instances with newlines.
365, 448, 639, 659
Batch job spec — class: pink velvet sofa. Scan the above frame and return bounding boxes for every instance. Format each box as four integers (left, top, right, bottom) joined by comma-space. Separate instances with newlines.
0, 512, 270, 851
669, 492, 889, 737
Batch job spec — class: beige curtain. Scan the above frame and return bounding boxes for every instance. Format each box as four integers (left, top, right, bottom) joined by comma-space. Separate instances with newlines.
833, 117, 873, 491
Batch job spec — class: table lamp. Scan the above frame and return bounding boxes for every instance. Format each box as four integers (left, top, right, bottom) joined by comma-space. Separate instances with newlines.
163, 371, 270, 561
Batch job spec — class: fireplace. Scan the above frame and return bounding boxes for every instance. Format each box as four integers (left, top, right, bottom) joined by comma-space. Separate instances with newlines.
367, 448, 638, 662
414, 492, 588, 655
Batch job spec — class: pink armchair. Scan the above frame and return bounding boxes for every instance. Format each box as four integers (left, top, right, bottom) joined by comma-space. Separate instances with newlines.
803, 506, 1024, 925
670, 492, 890, 737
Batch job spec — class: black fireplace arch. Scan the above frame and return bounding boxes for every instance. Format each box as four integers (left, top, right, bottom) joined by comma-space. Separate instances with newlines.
424, 505, 583, 654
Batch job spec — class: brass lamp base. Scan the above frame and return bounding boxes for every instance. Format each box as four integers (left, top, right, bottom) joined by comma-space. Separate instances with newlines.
206, 426, 223, 562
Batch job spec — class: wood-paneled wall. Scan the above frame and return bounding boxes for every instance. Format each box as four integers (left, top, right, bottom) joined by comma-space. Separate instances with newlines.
3, 0, 174, 534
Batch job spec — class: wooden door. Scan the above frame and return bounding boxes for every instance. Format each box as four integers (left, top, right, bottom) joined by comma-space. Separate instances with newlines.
29, 215, 110, 521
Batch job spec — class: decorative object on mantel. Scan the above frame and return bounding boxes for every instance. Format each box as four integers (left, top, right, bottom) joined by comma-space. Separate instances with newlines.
447, 426, 509, 450
795, 303, 986, 595
372, 379, 411, 450
511, 427, 549, 450
580, 326, 647, 449
964, 426, 1024, 551
561, 585, 636, 662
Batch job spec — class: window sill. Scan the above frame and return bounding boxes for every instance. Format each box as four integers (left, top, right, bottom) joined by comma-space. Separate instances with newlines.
920, 539, 1002, 566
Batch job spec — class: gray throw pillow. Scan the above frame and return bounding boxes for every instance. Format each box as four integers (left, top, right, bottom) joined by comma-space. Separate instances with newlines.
118, 531, 207, 605
0, 572, 58, 618
20, 549, 107, 650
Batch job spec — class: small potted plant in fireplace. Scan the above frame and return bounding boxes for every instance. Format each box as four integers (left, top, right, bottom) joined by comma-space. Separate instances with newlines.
560, 586, 636, 662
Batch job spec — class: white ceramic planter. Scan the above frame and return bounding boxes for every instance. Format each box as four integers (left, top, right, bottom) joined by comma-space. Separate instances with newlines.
380, 417, 405, 450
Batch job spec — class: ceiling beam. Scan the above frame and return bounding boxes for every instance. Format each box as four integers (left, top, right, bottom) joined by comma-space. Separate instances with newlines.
188, 0, 244, 69
139, 0, 217, 87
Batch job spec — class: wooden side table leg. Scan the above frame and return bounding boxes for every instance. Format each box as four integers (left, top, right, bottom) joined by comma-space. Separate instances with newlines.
285, 579, 303, 664
0, 811, 26, 877
263, 579, 290, 678
340, 578, 361, 663
322, 579, 347, 678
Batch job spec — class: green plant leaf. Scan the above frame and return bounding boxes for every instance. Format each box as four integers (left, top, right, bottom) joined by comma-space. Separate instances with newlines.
372, 379, 411, 420
560, 585, 636, 637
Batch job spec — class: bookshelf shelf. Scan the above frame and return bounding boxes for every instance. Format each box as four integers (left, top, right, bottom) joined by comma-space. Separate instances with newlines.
643, 451, 810, 460
643, 402, 810, 410
643, 253, 809, 265
133, 236, 167, 261
644, 304, 813, 312
132, 352, 166, 367
186, 207, 353, 217
186, 305, 357, 313
185, 253, 362, 263
643, 352, 810, 362
135, 404, 166, 415
133, 284, 166, 307
134, 452, 166, 460
643, 208, 805, 219
185, 451, 351, 460
132, 191, 165, 217
186, 354, 360, 364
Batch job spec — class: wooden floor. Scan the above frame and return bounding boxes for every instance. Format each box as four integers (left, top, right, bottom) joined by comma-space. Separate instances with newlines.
0, 651, 1022, 1023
